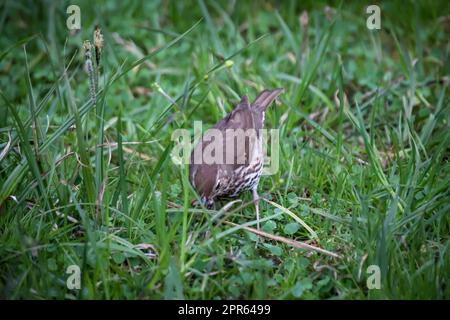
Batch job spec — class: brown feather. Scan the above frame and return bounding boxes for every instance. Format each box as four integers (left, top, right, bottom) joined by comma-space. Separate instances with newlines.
189, 88, 283, 206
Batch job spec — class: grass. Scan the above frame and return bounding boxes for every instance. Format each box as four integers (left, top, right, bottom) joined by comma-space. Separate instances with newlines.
0, 0, 449, 299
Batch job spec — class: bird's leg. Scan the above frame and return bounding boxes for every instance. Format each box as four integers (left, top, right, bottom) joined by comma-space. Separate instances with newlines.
206, 198, 215, 210
252, 188, 260, 231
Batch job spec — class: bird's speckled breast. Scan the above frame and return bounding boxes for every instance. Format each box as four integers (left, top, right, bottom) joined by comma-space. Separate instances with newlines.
212, 134, 264, 198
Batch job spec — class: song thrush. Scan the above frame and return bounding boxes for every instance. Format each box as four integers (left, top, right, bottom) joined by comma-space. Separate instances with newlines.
189, 88, 283, 229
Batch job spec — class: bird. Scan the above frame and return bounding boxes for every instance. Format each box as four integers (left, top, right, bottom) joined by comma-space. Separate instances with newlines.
189, 88, 283, 229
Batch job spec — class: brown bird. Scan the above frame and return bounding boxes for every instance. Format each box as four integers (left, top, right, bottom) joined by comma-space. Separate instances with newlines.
189, 88, 283, 229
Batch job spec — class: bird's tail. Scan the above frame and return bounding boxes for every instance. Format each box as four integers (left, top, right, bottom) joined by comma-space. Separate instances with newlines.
252, 88, 284, 112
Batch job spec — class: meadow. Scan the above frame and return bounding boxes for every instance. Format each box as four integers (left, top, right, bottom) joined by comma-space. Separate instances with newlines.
0, 0, 449, 299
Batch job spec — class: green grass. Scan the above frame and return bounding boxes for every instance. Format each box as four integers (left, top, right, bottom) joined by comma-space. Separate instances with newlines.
0, 0, 449, 299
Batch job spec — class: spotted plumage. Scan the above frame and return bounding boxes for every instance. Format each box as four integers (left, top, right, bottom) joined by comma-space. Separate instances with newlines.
189, 88, 283, 229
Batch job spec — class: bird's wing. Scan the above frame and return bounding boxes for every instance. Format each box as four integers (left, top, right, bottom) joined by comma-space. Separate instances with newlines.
189, 97, 251, 198
218, 95, 258, 173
